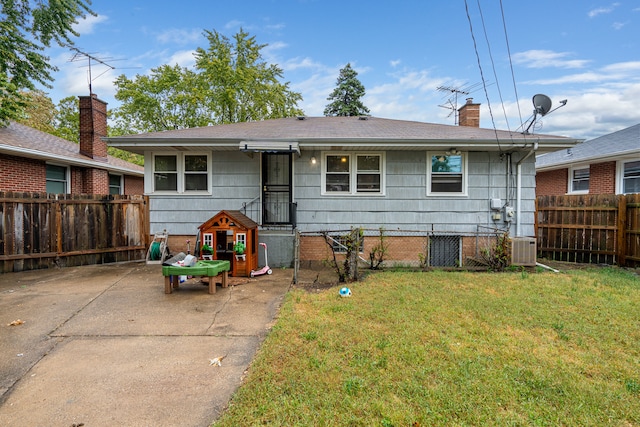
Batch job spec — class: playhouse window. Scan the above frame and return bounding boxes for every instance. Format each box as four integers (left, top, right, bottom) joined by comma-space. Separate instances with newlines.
323, 152, 384, 195
427, 152, 467, 196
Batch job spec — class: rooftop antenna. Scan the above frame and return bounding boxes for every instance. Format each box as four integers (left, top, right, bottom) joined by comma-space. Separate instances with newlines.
437, 82, 482, 124
69, 48, 116, 95
522, 94, 567, 134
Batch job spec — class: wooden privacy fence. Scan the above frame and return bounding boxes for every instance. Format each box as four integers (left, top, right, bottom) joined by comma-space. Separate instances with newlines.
0, 192, 150, 273
536, 194, 640, 267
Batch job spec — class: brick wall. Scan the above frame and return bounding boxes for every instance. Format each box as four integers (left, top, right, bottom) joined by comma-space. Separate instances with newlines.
589, 161, 616, 194
0, 155, 47, 192
124, 176, 144, 195
536, 168, 568, 196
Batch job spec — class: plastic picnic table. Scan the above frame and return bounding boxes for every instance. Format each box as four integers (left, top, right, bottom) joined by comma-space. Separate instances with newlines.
161, 260, 230, 294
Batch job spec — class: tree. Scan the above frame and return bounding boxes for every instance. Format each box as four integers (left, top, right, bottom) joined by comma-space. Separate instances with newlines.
0, 0, 94, 126
16, 90, 56, 133
112, 64, 209, 134
53, 96, 80, 142
324, 63, 370, 117
194, 28, 303, 124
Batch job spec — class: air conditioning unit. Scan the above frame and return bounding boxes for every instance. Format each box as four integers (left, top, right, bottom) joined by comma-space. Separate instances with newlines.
511, 237, 537, 266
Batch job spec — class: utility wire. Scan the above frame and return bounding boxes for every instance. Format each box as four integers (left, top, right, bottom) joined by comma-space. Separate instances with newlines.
464, 0, 502, 152
499, 0, 526, 138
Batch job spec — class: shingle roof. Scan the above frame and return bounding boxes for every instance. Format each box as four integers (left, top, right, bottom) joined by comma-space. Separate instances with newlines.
0, 122, 143, 175
106, 116, 579, 154
536, 123, 640, 170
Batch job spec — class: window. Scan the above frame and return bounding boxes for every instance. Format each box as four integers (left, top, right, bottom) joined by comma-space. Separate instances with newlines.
427, 152, 467, 195
621, 160, 640, 194
154, 155, 177, 191
46, 164, 68, 193
185, 155, 208, 191
569, 167, 589, 193
109, 174, 122, 195
330, 234, 364, 253
323, 152, 384, 195
152, 153, 210, 193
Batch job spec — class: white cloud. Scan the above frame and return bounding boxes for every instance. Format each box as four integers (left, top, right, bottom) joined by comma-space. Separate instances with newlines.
166, 50, 197, 68
156, 28, 201, 45
612, 22, 626, 30
512, 50, 591, 69
73, 13, 108, 35
588, 3, 620, 18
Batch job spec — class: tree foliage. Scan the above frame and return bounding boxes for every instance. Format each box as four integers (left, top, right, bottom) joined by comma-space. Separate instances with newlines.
112, 29, 303, 134
324, 63, 370, 117
195, 29, 303, 124
112, 64, 209, 134
16, 89, 56, 133
0, 0, 94, 126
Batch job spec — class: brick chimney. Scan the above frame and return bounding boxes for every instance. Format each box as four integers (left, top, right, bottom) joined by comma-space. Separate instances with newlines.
79, 94, 108, 161
458, 97, 480, 127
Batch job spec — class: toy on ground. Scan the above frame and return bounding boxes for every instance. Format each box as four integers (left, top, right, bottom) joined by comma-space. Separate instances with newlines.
339, 287, 352, 297
250, 242, 272, 277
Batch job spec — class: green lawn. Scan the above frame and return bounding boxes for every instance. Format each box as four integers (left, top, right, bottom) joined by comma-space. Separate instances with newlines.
213, 268, 640, 426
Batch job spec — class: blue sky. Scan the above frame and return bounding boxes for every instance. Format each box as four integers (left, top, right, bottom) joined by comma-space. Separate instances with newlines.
44, 0, 640, 140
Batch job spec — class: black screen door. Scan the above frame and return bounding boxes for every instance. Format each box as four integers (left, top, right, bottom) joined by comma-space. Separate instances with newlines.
262, 153, 292, 224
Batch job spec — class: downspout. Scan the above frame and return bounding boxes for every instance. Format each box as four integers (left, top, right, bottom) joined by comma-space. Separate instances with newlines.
515, 142, 538, 237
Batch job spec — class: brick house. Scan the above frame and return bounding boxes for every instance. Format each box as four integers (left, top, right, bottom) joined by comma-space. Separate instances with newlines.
536, 123, 640, 196
0, 94, 143, 195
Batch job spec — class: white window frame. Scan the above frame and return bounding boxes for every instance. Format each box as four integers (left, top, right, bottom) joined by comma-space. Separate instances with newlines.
46, 163, 70, 194
149, 152, 211, 194
426, 152, 468, 197
321, 152, 385, 196
568, 165, 590, 194
616, 158, 640, 194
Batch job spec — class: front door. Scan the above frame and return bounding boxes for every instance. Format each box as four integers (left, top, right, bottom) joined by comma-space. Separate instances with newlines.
262, 153, 292, 224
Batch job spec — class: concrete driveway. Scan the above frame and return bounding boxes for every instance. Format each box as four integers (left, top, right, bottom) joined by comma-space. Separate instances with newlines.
0, 261, 293, 426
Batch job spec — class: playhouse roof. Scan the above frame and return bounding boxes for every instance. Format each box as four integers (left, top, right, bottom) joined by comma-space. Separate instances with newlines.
198, 210, 258, 231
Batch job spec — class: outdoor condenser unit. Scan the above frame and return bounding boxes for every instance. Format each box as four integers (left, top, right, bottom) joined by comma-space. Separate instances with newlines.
510, 237, 537, 267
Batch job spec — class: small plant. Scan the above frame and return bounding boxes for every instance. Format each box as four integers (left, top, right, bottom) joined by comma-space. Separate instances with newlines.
201, 244, 213, 254
233, 241, 245, 254
480, 232, 510, 271
369, 226, 388, 270
321, 228, 363, 282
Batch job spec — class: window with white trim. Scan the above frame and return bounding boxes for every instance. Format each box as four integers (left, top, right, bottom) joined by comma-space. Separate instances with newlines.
46, 164, 68, 194
569, 166, 589, 194
322, 152, 384, 195
427, 152, 467, 196
152, 153, 210, 193
621, 160, 640, 194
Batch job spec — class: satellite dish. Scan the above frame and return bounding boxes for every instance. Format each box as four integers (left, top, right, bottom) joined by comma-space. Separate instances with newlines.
532, 94, 552, 116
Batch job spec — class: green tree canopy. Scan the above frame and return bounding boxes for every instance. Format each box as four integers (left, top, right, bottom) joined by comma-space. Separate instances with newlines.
324, 63, 370, 117
0, 0, 94, 126
112, 28, 303, 134
113, 64, 209, 134
195, 29, 303, 124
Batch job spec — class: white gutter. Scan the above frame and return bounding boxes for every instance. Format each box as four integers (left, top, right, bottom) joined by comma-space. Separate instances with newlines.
515, 142, 538, 237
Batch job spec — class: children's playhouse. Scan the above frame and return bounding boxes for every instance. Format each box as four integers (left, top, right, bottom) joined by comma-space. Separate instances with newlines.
197, 210, 259, 277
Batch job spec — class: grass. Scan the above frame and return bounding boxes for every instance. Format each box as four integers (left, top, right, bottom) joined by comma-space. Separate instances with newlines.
213, 267, 640, 426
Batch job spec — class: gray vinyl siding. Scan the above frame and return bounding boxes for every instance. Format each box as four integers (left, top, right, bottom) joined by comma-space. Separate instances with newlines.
146, 149, 537, 237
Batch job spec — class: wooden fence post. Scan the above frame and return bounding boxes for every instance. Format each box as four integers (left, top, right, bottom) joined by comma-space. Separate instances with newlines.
617, 195, 627, 267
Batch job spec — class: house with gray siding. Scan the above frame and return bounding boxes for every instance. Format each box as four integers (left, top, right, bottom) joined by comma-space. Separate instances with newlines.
106, 99, 579, 267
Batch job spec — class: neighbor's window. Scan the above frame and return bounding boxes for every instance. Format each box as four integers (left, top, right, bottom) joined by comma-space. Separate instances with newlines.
109, 174, 122, 195
427, 152, 466, 195
46, 164, 68, 194
154, 155, 178, 191
153, 153, 210, 193
570, 167, 589, 193
622, 160, 640, 194
323, 152, 384, 195
330, 234, 364, 253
